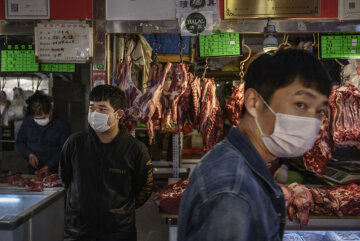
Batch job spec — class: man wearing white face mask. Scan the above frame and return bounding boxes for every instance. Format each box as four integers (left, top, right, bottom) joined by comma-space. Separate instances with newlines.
59, 85, 153, 241
16, 92, 71, 174
178, 48, 332, 241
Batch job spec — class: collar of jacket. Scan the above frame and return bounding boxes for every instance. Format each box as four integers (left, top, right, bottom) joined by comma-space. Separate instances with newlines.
226, 127, 283, 199
89, 124, 127, 144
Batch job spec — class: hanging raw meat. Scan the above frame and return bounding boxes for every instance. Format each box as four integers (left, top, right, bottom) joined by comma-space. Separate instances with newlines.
190, 76, 201, 129
117, 57, 142, 109
117, 57, 142, 133
177, 72, 194, 132
303, 112, 332, 175
126, 62, 172, 145
329, 82, 360, 148
168, 64, 188, 123
199, 78, 223, 153
225, 82, 245, 126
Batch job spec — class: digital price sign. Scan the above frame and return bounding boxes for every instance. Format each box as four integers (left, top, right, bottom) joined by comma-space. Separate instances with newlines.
41, 63, 75, 73
1, 44, 39, 72
199, 33, 241, 57
320, 33, 360, 59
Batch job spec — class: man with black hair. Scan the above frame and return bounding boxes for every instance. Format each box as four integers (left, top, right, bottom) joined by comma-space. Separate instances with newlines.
59, 85, 153, 241
178, 48, 332, 241
16, 92, 70, 174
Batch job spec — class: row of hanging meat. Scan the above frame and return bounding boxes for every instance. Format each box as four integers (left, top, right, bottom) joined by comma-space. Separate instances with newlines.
114, 57, 224, 153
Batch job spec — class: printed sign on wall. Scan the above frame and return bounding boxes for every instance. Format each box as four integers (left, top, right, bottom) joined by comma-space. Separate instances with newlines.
176, 0, 220, 36
35, 23, 92, 63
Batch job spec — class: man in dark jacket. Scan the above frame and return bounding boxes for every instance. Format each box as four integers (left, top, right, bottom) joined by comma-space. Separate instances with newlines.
59, 85, 153, 241
16, 92, 71, 173
178, 49, 332, 241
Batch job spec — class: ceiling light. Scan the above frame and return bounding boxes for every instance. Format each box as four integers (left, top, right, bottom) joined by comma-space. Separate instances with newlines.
263, 19, 278, 52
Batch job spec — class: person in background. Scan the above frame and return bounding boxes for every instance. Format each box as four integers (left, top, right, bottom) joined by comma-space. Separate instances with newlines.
59, 85, 153, 241
178, 48, 332, 241
16, 92, 71, 174
267, 158, 289, 184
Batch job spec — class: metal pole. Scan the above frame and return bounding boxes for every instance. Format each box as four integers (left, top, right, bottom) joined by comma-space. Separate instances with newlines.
172, 133, 182, 178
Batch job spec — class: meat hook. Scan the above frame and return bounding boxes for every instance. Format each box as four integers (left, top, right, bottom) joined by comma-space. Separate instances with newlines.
239, 37, 251, 82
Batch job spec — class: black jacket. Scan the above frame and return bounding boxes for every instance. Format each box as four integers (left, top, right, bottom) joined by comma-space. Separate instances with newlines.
59, 125, 153, 241
16, 115, 71, 172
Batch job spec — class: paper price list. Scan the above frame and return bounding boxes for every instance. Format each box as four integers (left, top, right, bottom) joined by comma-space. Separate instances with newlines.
321, 34, 360, 59
199, 33, 241, 57
1, 45, 39, 72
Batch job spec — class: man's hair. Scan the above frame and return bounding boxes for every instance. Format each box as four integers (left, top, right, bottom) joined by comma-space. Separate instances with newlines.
26, 91, 52, 116
89, 85, 125, 110
242, 48, 332, 114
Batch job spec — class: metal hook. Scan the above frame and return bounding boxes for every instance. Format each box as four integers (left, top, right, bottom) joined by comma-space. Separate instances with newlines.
178, 35, 186, 64
312, 33, 317, 47
279, 34, 291, 49
239, 37, 252, 82
202, 58, 209, 79
36, 78, 42, 91
152, 34, 161, 66
335, 59, 345, 86
1, 77, 5, 91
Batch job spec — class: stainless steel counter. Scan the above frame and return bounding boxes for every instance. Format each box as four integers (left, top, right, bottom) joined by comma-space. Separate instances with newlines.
0, 187, 65, 241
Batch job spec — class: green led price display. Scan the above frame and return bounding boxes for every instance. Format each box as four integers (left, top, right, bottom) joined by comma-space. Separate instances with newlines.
199, 33, 241, 57
1, 45, 39, 72
41, 63, 76, 73
321, 33, 360, 59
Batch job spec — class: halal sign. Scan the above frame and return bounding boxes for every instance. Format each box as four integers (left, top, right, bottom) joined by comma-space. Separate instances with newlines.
190, 0, 205, 9
185, 13, 206, 34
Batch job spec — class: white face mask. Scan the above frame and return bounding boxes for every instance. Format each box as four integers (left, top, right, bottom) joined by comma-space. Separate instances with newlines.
88, 111, 117, 133
254, 96, 322, 158
34, 118, 50, 126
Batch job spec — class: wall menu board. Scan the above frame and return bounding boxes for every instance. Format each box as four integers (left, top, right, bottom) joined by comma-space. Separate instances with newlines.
41, 63, 76, 72
1, 45, 39, 72
199, 33, 241, 57
35, 23, 92, 63
320, 33, 360, 59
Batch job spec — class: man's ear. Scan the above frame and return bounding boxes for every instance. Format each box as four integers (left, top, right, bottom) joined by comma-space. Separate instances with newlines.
115, 109, 124, 120
243, 88, 261, 118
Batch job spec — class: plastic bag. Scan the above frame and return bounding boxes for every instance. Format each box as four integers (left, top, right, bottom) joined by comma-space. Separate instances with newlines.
343, 59, 360, 89
7, 87, 26, 121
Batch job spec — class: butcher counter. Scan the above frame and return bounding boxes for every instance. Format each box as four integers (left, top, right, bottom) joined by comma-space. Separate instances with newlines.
160, 212, 360, 241
0, 186, 65, 241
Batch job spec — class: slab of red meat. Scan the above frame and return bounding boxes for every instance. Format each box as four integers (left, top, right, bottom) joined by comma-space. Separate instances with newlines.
327, 183, 360, 215
177, 72, 194, 132
35, 168, 51, 180
154, 179, 189, 214
7, 174, 25, 186
26, 182, 43, 192
127, 62, 172, 145
118, 56, 142, 108
288, 183, 314, 227
225, 82, 245, 126
309, 188, 342, 216
330, 82, 360, 148
190, 76, 201, 129
117, 57, 141, 133
303, 112, 332, 175
280, 184, 295, 219
199, 78, 223, 153
168, 64, 188, 123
